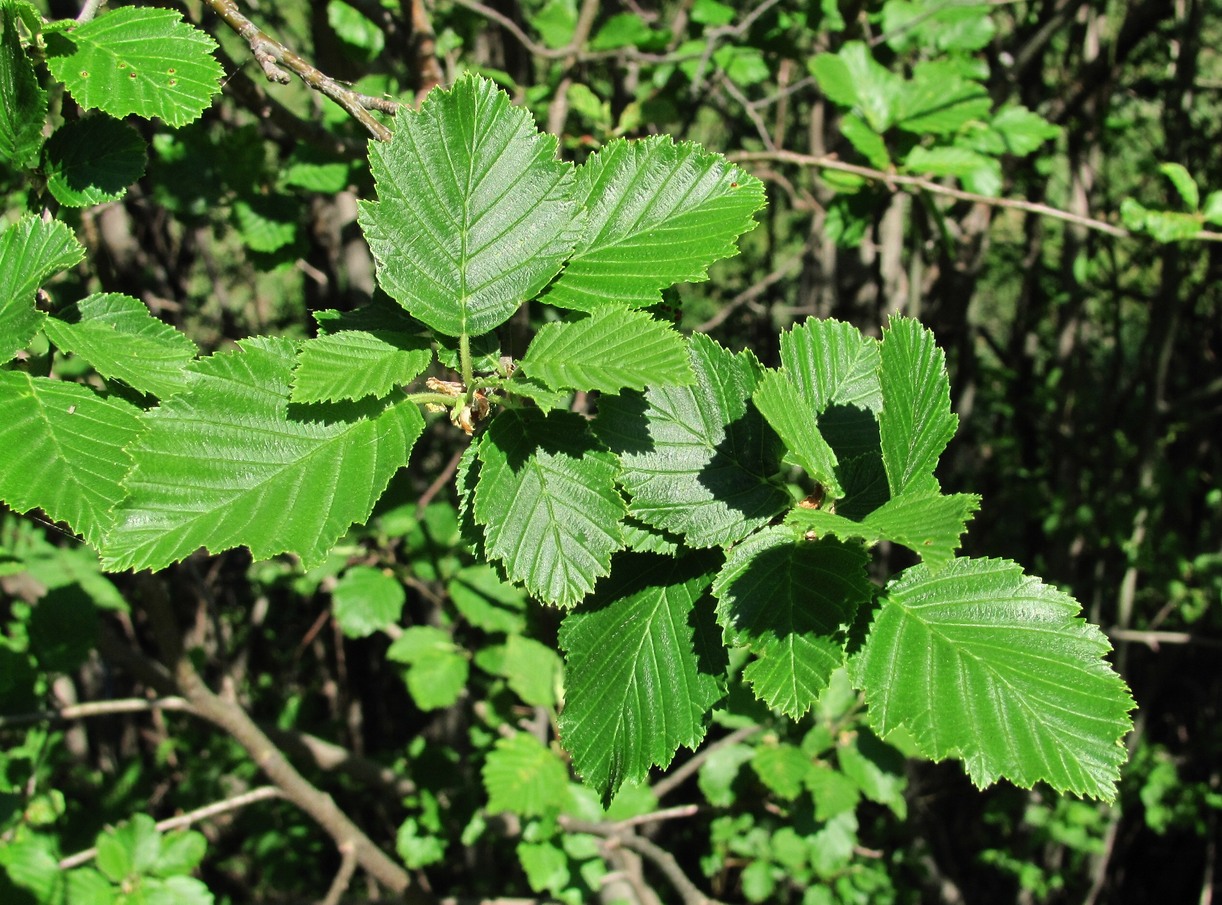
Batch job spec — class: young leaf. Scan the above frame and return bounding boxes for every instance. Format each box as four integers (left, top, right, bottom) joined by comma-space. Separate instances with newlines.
1158, 161, 1200, 210
559, 552, 726, 805
778, 317, 882, 417
473, 410, 625, 607
44, 7, 222, 128
482, 732, 570, 817
0, 216, 86, 363
849, 557, 1135, 800
713, 529, 872, 719
0, 2, 47, 169
989, 105, 1061, 156
541, 136, 765, 311
290, 330, 432, 403
43, 292, 197, 398
595, 333, 788, 547
858, 491, 979, 569
43, 116, 147, 207
499, 634, 563, 708
878, 316, 957, 497
102, 336, 425, 571
752, 370, 842, 498
0, 372, 143, 548
331, 565, 406, 637
519, 308, 693, 393
358, 74, 583, 337
386, 625, 469, 710
894, 63, 990, 135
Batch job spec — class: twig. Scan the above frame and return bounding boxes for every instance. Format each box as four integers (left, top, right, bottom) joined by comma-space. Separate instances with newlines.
560, 817, 727, 905
650, 725, 762, 799
319, 844, 359, 905
0, 696, 194, 729
76, 0, 105, 23
728, 149, 1222, 243
1107, 628, 1222, 650
204, 0, 395, 142
609, 803, 703, 831
58, 787, 284, 870
694, 250, 805, 333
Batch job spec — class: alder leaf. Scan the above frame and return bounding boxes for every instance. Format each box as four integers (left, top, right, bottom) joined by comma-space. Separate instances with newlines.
0, 2, 47, 170
753, 370, 842, 498
473, 410, 625, 607
386, 625, 468, 710
102, 336, 424, 571
849, 557, 1135, 800
44, 7, 222, 128
483, 732, 570, 817
559, 552, 726, 805
0, 372, 143, 548
43, 116, 147, 207
713, 529, 872, 719
358, 74, 583, 337
541, 136, 765, 311
0, 216, 85, 363
878, 316, 957, 497
519, 308, 693, 393
43, 293, 197, 398
291, 330, 432, 403
595, 332, 788, 547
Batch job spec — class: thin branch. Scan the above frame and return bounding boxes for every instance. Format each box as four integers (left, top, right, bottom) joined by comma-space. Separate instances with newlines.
693, 250, 804, 333
651, 725, 762, 799
58, 787, 284, 870
76, 0, 105, 23
560, 817, 727, 905
318, 844, 359, 905
1107, 628, 1222, 650
137, 578, 427, 902
0, 696, 194, 729
608, 804, 703, 832
204, 0, 395, 142
727, 149, 1222, 243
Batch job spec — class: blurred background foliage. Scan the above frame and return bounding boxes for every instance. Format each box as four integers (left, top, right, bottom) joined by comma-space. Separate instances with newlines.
2, 0, 1219, 903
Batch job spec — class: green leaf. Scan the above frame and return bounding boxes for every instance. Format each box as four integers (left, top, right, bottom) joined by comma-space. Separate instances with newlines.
849, 557, 1135, 800
142, 875, 214, 905
97, 814, 161, 882
0, 2, 47, 169
878, 317, 957, 497
751, 743, 811, 800
386, 625, 469, 710
499, 634, 563, 708
778, 317, 882, 416
529, 0, 577, 48
541, 136, 764, 311
839, 113, 891, 171
881, 0, 995, 52
331, 566, 406, 637
396, 817, 446, 869
327, 0, 384, 59
807, 53, 859, 109
517, 841, 569, 895
29, 585, 97, 671
232, 196, 298, 253
482, 732, 570, 817
43, 292, 197, 398
43, 116, 147, 207
1158, 162, 1199, 210
894, 63, 990, 134
0, 372, 143, 547
815, 43, 900, 132
595, 333, 788, 547
860, 492, 979, 569
588, 12, 654, 51
559, 552, 726, 805
291, 330, 432, 403
1202, 190, 1222, 226
44, 7, 222, 127
473, 410, 625, 607
713, 530, 871, 719
359, 74, 583, 337
753, 371, 842, 498
448, 563, 527, 633
151, 831, 206, 877
102, 336, 425, 571
903, 145, 993, 178
519, 308, 693, 393
989, 105, 1061, 156
0, 216, 85, 363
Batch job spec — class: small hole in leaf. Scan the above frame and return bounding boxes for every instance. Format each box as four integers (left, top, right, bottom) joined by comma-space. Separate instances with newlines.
168, 78, 177, 87
129, 72, 137, 78
167, 67, 176, 74
79, 70, 89, 78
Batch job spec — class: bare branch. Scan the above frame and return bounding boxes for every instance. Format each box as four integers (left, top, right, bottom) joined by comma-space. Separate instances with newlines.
203, 0, 396, 142
728, 149, 1222, 243
59, 787, 284, 870
0, 696, 193, 729
319, 844, 359, 905
650, 725, 761, 799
